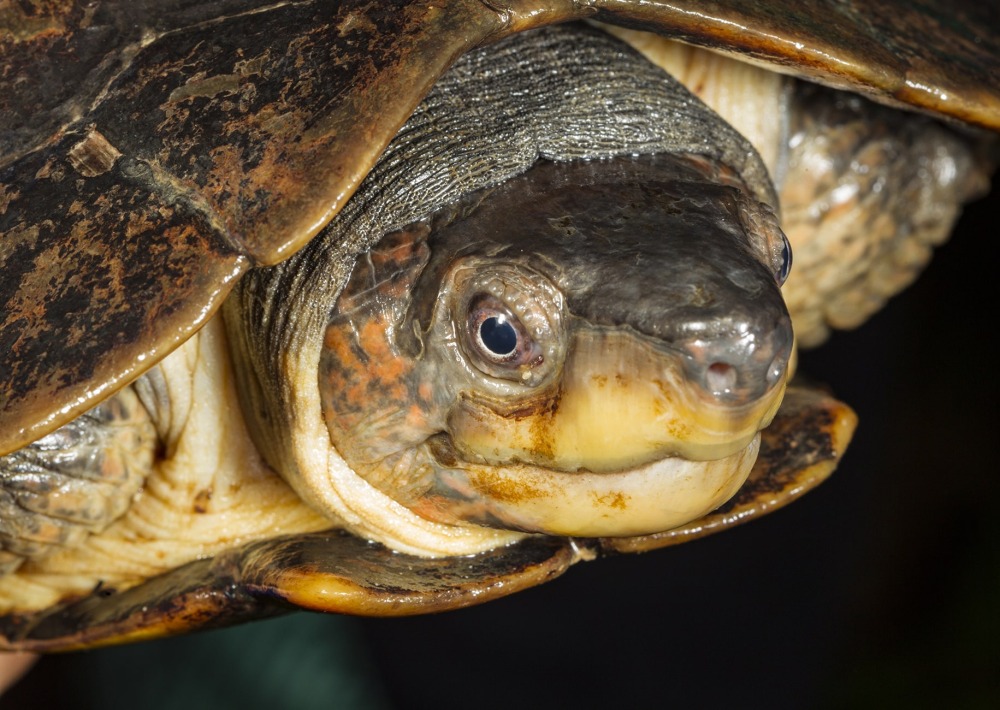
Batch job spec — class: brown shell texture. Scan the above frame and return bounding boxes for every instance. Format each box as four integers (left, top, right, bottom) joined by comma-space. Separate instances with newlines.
2, 0, 998, 455
0, 0, 505, 454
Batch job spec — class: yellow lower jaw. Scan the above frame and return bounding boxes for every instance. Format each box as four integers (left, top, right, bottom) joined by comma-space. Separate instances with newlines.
433, 435, 759, 537
450, 331, 785, 472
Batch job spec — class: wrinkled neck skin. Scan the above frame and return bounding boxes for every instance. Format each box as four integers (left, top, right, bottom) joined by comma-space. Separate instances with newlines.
320, 154, 792, 537
226, 23, 783, 554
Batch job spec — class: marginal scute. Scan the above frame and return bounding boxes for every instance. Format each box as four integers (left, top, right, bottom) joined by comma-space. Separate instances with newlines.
0, 0, 505, 454
576, 0, 1000, 128
0, 128, 250, 456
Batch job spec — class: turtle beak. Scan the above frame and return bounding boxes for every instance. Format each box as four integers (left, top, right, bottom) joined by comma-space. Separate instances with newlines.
337, 155, 795, 538
447, 163, 793, 473
449, 326, 788, 474
436, 309, 791, 538
412, 156, 795, 537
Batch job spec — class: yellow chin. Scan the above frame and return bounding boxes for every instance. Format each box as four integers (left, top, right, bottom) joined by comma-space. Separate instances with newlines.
430, 435, 759, 537
449, 330, 786, 471
423, 328, 784, 536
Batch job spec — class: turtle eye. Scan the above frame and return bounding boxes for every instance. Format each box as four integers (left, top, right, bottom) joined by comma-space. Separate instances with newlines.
776, 232, 792, 286
477, 313, 518, 359
466, 294, 543, 372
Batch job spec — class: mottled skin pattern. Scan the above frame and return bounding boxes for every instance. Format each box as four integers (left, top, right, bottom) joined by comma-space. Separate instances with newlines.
321, 226, 435, 499
0, 388, 155, 573
779, 84, 993, 346
315, 154, 792, 535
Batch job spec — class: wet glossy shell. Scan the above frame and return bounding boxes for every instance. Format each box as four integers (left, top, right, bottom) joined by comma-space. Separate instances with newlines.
1, 0, 997, 454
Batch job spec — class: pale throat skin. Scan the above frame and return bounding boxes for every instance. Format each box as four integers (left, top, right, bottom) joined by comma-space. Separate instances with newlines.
319, 155, 793, 538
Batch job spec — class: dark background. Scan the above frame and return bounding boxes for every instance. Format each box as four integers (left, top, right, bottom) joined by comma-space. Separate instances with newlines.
4, 175, 997, 710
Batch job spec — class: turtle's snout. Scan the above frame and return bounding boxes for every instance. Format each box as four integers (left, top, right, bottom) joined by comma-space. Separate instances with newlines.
680, 314, 793, 406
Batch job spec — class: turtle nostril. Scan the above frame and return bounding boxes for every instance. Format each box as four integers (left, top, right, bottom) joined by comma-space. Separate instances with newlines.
705, 362, 737, 395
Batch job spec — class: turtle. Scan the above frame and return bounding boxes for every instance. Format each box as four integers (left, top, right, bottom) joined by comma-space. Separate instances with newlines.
0, 0, 995, 654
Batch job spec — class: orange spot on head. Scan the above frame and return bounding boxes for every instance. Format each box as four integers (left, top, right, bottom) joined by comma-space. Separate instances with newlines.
405, 403, 427, 429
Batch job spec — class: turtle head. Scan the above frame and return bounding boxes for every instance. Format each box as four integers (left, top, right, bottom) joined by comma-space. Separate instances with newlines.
320, 155, 793, 537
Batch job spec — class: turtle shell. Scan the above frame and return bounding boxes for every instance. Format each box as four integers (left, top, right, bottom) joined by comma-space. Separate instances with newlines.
0, 0, 995, 650
1, 0, 997, 453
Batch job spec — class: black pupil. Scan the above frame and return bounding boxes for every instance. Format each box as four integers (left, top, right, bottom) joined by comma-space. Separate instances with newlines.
778, 236, 792, 284
480, 316, 518, 356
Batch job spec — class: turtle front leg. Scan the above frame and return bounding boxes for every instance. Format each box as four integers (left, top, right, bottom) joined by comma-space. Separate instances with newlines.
779, 84, 995, 347
0, 317, 332, 614
0, 388, 155, 574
